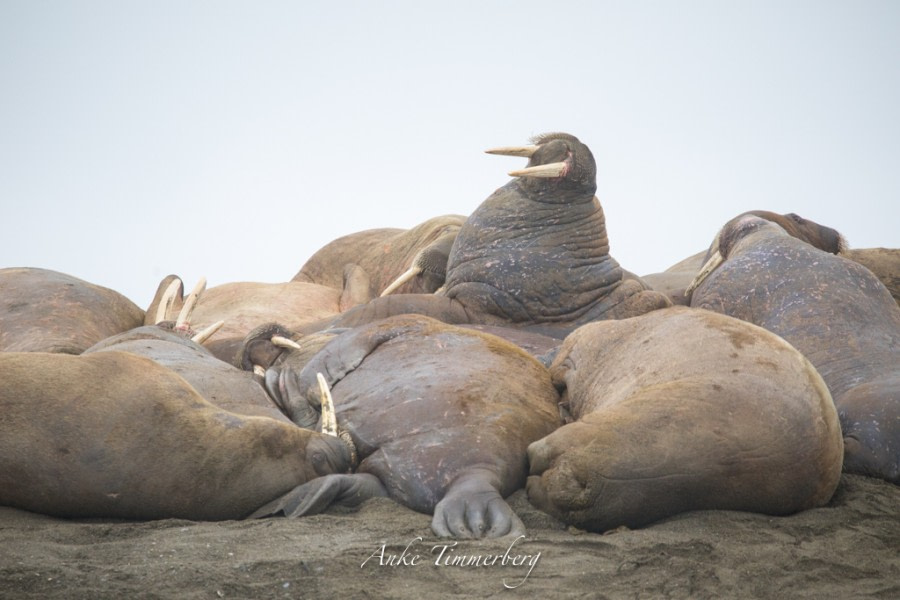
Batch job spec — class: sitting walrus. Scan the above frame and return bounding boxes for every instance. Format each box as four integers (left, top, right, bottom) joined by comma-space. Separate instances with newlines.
526, 307, 843, 532
325, 133, 670, 338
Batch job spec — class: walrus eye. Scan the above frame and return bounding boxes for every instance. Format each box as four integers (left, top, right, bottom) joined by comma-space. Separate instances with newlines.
788, 213, 805, 224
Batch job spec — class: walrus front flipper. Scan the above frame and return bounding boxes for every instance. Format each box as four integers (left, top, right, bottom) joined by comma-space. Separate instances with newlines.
431, 469, 525, 539
248, 473, 387, 519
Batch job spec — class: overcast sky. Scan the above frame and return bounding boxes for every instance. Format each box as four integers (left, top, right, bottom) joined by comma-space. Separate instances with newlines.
2, 1, 898, 307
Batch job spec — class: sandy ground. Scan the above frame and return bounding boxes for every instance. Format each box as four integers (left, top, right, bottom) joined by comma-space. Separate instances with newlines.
0, 474, 897, 600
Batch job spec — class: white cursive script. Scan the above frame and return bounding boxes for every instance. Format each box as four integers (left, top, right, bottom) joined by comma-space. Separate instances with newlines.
360, 534, 541, 589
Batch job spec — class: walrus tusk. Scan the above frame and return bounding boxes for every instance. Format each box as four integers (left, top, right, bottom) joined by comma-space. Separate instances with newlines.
316, 373, 358, 469
317, 372, 338, 437
175, 277, 207, 329
253, 365, 266, 377
485, 145, 539, 157
154, 278, 183, 324
509, 161, 568, 178
685, 251, 724, 295
380, 265, 422, 296
191, 320, 224, 344
271, 335, 302, 350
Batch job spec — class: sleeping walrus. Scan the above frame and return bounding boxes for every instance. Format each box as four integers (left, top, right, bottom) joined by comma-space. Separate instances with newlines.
0, 351, 353, 520
527, 307, 843, 531
688, 213, 900, 484
252, 314, 562, 538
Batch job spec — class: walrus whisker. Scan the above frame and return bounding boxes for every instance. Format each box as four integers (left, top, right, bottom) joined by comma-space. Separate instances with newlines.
175, 277, 207, 330
191, 320, 224, 345
154, 278, 183, 325
339, 430, 359, 470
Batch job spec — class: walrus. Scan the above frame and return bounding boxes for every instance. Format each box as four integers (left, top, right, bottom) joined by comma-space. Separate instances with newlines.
293, 214, 467, 297
0, 267, 145, 353
526, 306, 844, 532
84, 325, 291, 422
324, 133, 671, 338
644, 210, 846, 306
0, 351, 354, 520
841, 247, 900, 306
250, 314, 561, 538
688, 214, 900, 484
146, 275, 360, 365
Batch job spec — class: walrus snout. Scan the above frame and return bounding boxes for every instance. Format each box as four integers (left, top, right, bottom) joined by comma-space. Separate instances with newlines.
263, 367, 320, 428
307, 435, 355, 476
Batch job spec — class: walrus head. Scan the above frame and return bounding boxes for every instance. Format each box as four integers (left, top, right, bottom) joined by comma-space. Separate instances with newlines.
486, 132, 597, 201
380, 233, 457, 297
685, 215, 774, 295
686, 212, 849, 296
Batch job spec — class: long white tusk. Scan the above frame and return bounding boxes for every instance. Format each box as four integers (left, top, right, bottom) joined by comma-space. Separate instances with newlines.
685, 251, 724, 295
317, 372, 338, 437
485, 145, 539, 157
175, 277, 207, 329
509, 161, 568, 178
380, 265, 422, 297
191, 320, 224, 344
154, 278, 183, 324
271, 335, 302, 350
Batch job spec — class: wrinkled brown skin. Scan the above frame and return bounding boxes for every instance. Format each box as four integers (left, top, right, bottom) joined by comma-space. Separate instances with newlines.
842, 247, 900, 306
0, 268, 144, 354
691, 216, 900, 484
148, 278, 353, 365
253, 315, 561, 538
329, 134, 670, 337
84, 326, 290, 423
0, 351, 352, 520
293, 215, 466, 296
527, 307, 843, 532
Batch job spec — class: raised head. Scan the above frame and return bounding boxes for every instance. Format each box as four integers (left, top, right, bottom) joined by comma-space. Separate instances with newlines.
486, 132, 597, 201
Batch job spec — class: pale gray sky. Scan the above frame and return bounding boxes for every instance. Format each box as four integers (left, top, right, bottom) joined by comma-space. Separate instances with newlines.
2, 1, 898, 307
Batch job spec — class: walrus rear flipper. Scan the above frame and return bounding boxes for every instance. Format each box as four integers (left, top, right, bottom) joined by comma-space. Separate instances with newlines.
248, 474, 388, 519
431, 468, 526, 539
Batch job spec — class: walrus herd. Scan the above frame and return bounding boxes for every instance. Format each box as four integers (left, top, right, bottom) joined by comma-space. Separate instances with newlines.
1, 132, 897, 540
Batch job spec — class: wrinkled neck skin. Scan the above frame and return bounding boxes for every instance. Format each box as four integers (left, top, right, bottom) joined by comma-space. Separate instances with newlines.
693, 232, 900, 401
443, 179, 624, 325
